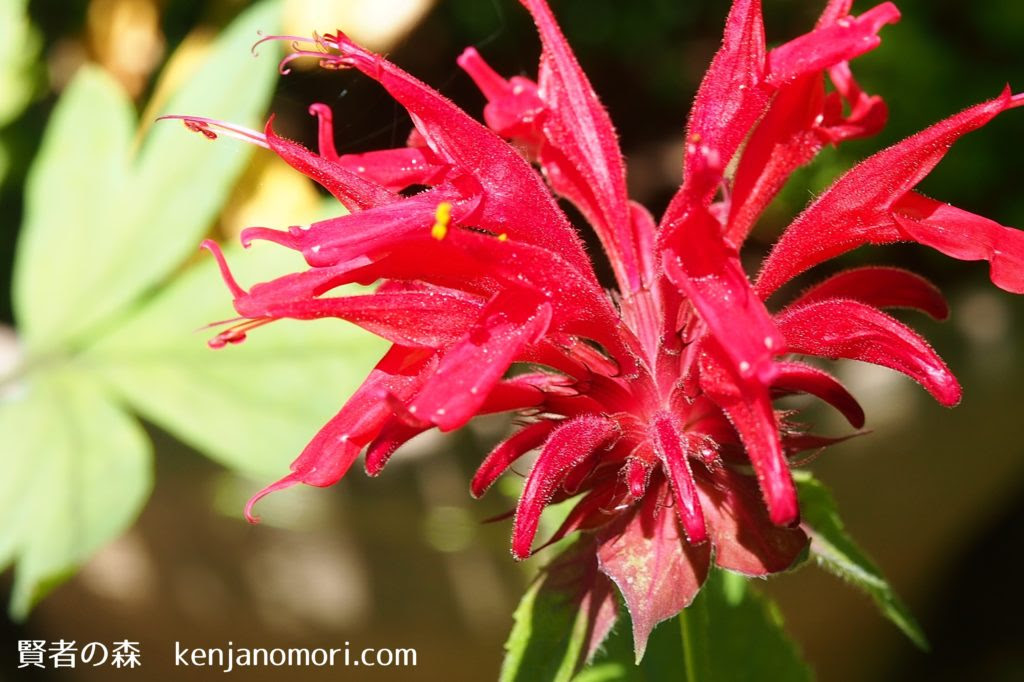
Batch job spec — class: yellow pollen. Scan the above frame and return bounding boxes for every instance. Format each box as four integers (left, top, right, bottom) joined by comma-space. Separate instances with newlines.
690, 133, 702, 143
497, 232, 508, 241
431, 201, 452, 240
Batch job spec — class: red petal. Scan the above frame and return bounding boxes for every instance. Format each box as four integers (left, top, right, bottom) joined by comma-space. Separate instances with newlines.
239, 288, 485, 348
696, 467, 808, 575
335, 147, 449, 192
791, 265, 949, 319
596, 485, 711, 660
663, 216, 785, 387
324, 31, 598, 283
364, 419, 427, 475
666, 0, 767, 218
243, 188, 465, 268
776, 298, 962, 406
471, 420, 557, 498
728, 74, 827, 245
540, 482, 622, 550
893, 193, 1024, 294
651, 413, 708, 544
517, 0, 641, 292
699, 342, 799, 526
265, 118, 394, 211
245, 345, 435, 521
758, 90, 1022, 296
765, 3, 900, 86
477, 373, 564, 414
512, 415, 617, 559
456, 47, 546, 140
406, 294, 553, 431
772, 361, 865, 429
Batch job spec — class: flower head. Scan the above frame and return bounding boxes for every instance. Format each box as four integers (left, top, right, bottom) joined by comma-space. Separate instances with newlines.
183, 0, 1024, 657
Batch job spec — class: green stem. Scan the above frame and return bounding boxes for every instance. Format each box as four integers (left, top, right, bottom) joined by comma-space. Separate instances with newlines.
679, 591, 712, 682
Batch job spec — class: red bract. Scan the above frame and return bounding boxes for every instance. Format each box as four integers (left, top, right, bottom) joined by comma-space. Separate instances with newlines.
182, 0, 1024, 657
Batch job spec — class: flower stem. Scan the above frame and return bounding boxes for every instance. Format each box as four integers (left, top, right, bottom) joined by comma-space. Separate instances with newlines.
679, 591, 712, 682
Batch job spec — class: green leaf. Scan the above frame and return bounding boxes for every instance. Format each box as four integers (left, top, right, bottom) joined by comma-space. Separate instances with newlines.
578, 570, 813, 682
0, 370, 153, 619
12, 1, 281, 349
116, 0, 281, 337
0, 0, 40, 127
794, 473, 928, 649
12, 64, 135, 345
83, 242, 387, 477
502, 539, 618, 682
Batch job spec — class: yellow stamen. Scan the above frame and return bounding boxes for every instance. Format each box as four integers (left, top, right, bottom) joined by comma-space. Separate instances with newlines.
690, 133, 702, 143
497, 232, 508, 241
431, 201, 452, 240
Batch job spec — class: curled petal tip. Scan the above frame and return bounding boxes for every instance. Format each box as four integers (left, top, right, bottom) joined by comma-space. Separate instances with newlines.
201, 239, 246, 298
244, 473, 301, 523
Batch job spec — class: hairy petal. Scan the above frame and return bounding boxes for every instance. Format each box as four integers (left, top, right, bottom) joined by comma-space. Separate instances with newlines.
893, 193, 1024, 294
765, 3, 900, 86
406, 293, 553, 431
265, 118, 395, 211
772, 361, 865, 429
243, 287, 485, 348
664, 0, 767, 219
791, 265, 948, 319
244, 345, 436, 521
518, 0, 640, 292
513, 415, 618, 559
471, 420, 558, 498
651, 412, 708, 544
664, 215, 784, 387
322, 31, 598, 282
776, 299, 962, 406
728, 74, 827, 245
699, 342, 798, 527
758, 90, 1022, 296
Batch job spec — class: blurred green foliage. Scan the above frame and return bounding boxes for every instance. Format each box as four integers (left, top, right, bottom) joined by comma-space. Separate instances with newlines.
0, 0, 384, 618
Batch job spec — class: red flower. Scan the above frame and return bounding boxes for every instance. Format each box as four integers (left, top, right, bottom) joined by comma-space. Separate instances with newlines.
183, 0, 1024, 655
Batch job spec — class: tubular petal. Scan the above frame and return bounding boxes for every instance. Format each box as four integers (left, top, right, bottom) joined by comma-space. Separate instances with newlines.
699, 342, 799, 527
758, 89, 1022, 297
776, 298, 962, 406
512, 415, 617, 559
893, 193, 1024, 294
265, 118, 395, 211
651, 413, 708, 544
790, 265, 949, 319
772, 361, 865, 429
471, 420, 558, 498
406, 294, 553, 431
518, 0, 641, 292
245, 346, 436, 520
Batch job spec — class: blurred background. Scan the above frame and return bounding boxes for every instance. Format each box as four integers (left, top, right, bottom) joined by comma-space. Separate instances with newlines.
1, 0, 1023, 680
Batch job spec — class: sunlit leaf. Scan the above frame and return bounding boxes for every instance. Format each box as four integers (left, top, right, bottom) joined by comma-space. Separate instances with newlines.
578, 570, 812, 681
84, 241, 387, 477
13, 1, 281, 349
0, 371, 152, 619
0, 0, 39, 127
502, 539, 618, 682
795, 472, 928, 649
118, 0, 281, 332
12, 65, 134, 345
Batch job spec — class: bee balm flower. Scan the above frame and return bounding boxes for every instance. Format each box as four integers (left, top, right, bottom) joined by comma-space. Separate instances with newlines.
182, 0, 1024, 656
